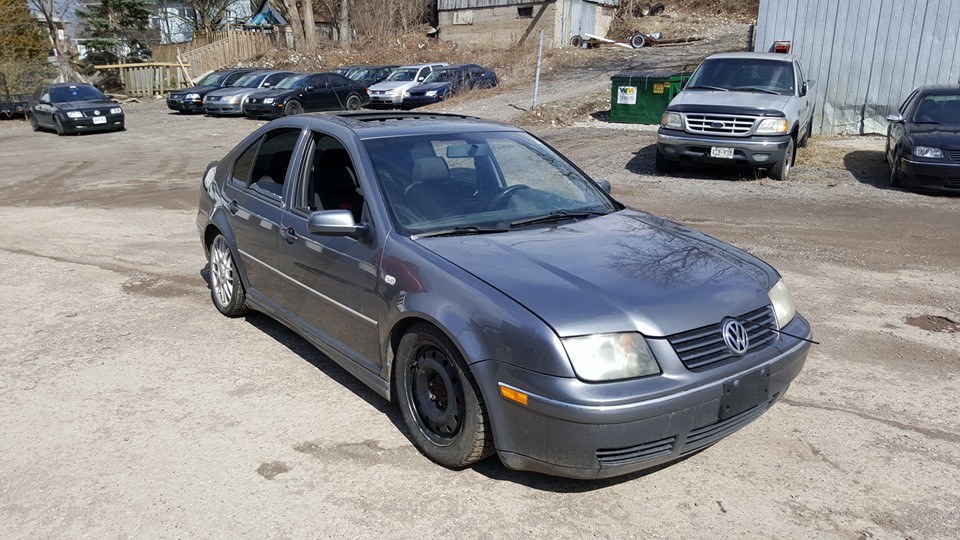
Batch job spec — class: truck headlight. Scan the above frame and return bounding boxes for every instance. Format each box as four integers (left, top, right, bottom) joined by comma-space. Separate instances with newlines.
768, 278, 796, 329
661, 111, 682, 129
562, 333, 660, 382
914, 146, 943, 159
110, 107, 122, 114
755, 118, 789, 134
66, 111, 82, 118
426, 90, 438, 97
263, 97, 274, 104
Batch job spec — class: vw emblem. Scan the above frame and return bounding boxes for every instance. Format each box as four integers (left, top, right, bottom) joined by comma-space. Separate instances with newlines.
721, 319, 749, 355
710, 121, 725, 129
93, 110, 101, 115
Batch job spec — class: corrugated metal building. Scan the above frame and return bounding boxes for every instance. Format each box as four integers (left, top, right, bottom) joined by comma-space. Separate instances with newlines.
755, 0, 960, 135
438, 0, 619, 48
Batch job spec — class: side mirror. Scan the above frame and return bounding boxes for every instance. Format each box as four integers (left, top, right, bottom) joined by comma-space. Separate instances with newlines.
263, 83, 272, 88
417, 77, 425, 82
308, 209, 370, 243
799, 82, 807, 97
596, 179, 612, 193
306, 85, 315, 92
886, 113, 904, 123
39, 100, 50, 105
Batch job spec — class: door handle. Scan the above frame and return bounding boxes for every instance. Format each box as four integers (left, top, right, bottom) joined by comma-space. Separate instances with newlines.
280, 226, 298, 243
228, 200, 239, 214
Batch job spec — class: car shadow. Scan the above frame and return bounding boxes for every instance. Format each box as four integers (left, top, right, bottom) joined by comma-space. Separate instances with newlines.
842, 149, 900, 190
627, 143, 758, 181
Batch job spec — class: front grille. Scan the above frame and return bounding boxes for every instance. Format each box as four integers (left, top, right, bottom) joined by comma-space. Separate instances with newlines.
680, 404, 767, 456
684, 113, 757, 135
596, 435, 676, 466
947, 149, 960, 161
667, 306, 778, 370
82, 110, 104, 117
206, 96, 221, 101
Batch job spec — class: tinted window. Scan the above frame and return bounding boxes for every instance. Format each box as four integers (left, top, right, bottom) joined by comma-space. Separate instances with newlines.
248, 128, 302, 201
264, 73, 288, 87
50, 85, 106, 103
308, 75, 328, 89
223, 72, 247, 86
232, 140, 260, 185
328, 74, 350, 88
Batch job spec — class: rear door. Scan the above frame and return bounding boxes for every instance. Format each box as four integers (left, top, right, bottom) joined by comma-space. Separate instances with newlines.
221, 127, 304, 303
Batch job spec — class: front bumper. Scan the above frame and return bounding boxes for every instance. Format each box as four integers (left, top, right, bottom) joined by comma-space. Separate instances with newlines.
166, 97, 205, 113
899, 157, 960, 192
403, 95, 442, 108
243, 103, 285, 118
658, 129, 791, 167
368, 94, 402, 106
475, 314, 811, 479
204, 101, 244, 115
60, 114, 125, 133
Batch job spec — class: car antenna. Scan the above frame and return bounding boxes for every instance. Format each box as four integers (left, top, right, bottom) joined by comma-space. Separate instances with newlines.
736, 318, 821, 345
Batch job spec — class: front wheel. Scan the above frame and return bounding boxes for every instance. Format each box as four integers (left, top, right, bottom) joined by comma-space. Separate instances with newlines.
208, 234, 248, 317
889, 156, 902, 187
345, 94, 362, 110
768, 138, 795, 181
29, 114, 40, 132
284, 100, 302, 116
55, 117, 66, 136
395, 325, 494, 468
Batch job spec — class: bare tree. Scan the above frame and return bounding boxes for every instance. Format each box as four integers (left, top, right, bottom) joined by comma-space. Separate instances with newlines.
338, 0, 349, 47
27, 0, 82, 79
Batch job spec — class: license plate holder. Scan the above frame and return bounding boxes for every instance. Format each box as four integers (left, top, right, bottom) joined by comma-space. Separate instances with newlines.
710, 146, 735, 159
92, 116, 107, 125
720, 368, 769, 420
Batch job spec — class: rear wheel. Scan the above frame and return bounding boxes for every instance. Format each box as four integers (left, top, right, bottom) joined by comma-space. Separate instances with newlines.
284, 100, 302, 116
396, 324, 494, 468
208, 234, 248, 317
655, 148, 680, 173
768, 138, 795, 181
345, 94, 362, 110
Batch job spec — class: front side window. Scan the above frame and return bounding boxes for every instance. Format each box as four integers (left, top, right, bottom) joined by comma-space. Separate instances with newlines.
687, 58, 796, 95
363, 131, 616, 235
423, 69, 457, 84
298, 133, 364, 222
244, 128, 302, 201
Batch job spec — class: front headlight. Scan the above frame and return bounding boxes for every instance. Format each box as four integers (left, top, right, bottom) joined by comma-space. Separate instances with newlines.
110, 107, 122, 114
768, 278, 796, 329
66, 111, 82, 118
661, 111, 682, 129
403, 91, 411, 98
185, 93, 200, 100
562, 333, 660, 382
425, 90, 438, 97
263, 97, 275, 104
226, 96, 239, 104
914, 146, 943, 159
755, 118, 789, 134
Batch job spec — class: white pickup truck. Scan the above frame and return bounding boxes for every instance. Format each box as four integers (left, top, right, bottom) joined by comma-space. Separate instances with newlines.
656, 52, 815, 181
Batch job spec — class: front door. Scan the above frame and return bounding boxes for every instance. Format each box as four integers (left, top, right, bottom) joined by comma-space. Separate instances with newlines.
278, 131, 381, 371
303, 74, 332, 112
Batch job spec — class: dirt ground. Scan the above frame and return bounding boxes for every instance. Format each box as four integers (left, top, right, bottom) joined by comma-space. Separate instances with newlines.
1, 43, 959, 539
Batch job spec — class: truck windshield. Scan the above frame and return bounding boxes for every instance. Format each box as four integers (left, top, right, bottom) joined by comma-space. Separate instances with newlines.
688, 58, 795, 95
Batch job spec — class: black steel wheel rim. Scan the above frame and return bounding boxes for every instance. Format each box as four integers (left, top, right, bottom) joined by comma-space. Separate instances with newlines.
409, 344, 465, 445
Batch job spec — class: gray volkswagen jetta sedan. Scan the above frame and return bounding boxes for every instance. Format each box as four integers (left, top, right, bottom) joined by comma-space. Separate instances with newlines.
197, 112, 811, 479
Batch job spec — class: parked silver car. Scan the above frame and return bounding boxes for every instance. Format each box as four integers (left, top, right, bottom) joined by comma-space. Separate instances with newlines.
367, 63, 447, 107
203, 70, 294, 116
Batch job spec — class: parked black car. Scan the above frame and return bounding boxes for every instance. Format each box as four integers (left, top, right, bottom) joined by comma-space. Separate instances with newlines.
243, 72, 369, 118
886, 85, 960, 193
401, 64, 498, 108
28, 82, 124, 135
332, 65, 364, 77
345, 65, 398, 87
166, 69, 256, 113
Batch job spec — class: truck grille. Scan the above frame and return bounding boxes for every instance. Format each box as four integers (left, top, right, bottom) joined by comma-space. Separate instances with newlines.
667, 306, 778, 370
684, 113, 757, 135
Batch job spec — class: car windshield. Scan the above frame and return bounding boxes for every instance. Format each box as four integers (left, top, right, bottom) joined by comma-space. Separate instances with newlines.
387, 69, 418, 82
423, 69, 458, 83
275, 74, 309, 89
363, 131, 618, 236
235, 73, 268, 88
50, 85, 106, 103
912, 92, 960, 124
687, 58, 795, 95
196, 72, 230, 86
348, 68, 380, 80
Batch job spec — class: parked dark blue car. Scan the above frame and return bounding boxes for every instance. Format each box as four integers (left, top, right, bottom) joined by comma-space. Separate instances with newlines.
401, 64, 497, 108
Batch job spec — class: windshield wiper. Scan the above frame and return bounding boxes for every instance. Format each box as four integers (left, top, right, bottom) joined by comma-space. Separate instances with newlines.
733, 86, 782, 95
509, 210, 606, 228
413, 225, 509, 239
687, 85, 729, 92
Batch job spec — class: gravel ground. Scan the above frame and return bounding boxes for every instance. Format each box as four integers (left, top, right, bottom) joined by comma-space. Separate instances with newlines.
1, 41, 959, 539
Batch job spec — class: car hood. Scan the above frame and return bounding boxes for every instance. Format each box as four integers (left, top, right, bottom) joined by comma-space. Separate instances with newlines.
370, 81, 414, 91
418, 210, 777, 338
206, 86, 259, 98
56, 99, 117, 111
670, 90, 792, 112
908, 124, 960, 147
247, 88, 298, 99
409, 82, 452, 93
174, 85, 217, 95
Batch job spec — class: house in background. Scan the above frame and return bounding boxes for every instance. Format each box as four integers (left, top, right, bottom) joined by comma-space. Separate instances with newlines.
437, 0, 620, 48
150, 0, 255, 44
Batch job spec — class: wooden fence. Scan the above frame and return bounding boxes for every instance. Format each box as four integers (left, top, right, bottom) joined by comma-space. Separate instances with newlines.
151, 31, 230, 64
151, 29, 287, 82
92, 62, 191, 97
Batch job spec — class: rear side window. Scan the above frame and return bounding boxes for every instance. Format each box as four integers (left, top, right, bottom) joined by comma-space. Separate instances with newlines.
249, 128, 302, 201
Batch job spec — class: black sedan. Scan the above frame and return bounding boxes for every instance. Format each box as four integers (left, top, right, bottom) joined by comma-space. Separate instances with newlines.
166, 69, 256, 113
243, 72, 369, 118
345, 65, 397, 87
28, 83, 124, 136
886, 85, 960, 193
401, 64, 497, 108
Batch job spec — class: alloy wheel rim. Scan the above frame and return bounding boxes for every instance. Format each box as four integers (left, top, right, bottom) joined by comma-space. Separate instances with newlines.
410, 345, 465, 445
210, 237, 235, 306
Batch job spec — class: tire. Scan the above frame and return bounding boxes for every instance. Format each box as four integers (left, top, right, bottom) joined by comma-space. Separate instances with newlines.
395, 324, 494, 468
29, 114, 39, 132
284, 100, 302, 116
655, 148, 680, 173
55, 117, 65, 136
649, 3, 665, 16
889, 156, 902, 187
345, 94, 362, 111
630, 34, 647, 48
768, 138, 795, 181
570, 35, 583, 48
208, 234, 248, 317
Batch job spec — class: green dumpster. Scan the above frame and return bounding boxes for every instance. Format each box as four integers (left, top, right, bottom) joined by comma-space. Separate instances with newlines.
609, 70, 692, 124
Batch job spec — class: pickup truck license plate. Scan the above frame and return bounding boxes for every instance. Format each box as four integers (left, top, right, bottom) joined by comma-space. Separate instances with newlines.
710, 147, 734, 159
92, 116, 107, 125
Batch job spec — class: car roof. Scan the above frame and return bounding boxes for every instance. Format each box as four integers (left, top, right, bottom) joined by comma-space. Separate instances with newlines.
48, 82, 98, 89
275, 111, 522, 140
706, 52, 797, 62
398, 63, 446, 69
914, 84, 960, 93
